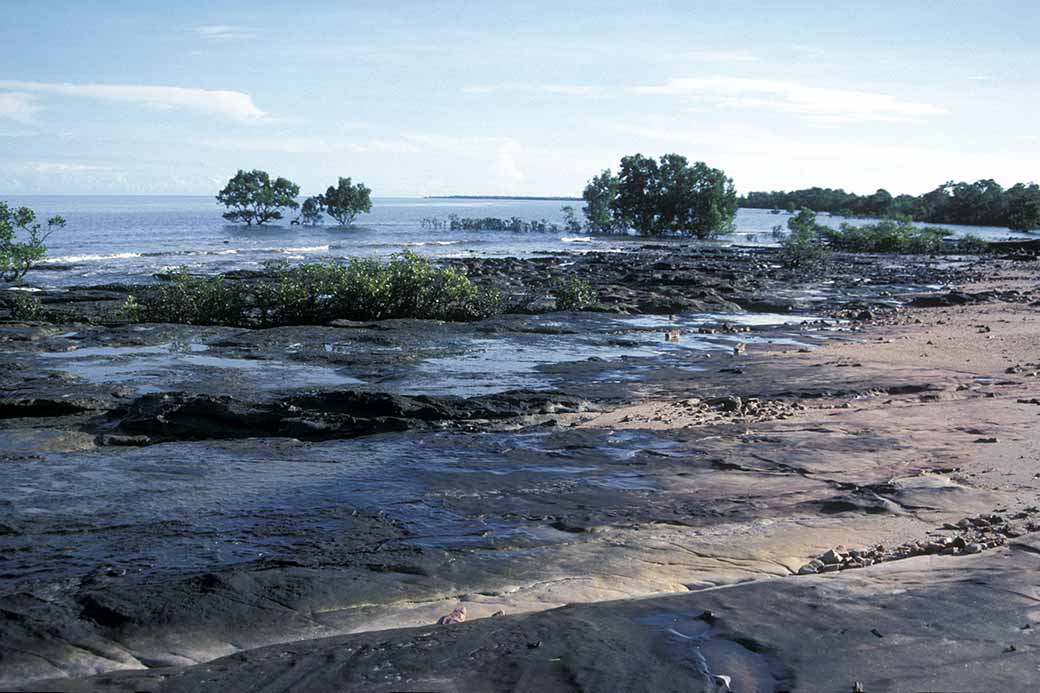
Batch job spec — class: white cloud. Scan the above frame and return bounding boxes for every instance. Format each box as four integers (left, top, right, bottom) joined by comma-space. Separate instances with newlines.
27, 162, 108, 173
200, 135, 419, 154
594, 116, 1035, 194
462, 83, 605, 97
677, 50, 760, 63
633, 76, 946, 123
0, 80, 266, 122
0, 92, 39, 122
193, 25, 258, 40
1016, 135, 1039, 142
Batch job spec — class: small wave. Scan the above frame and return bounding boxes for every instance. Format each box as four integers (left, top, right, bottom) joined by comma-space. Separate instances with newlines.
262, 244, 331, 254
403, 240, 462, 247
561, 236, 593, 243
139, 248, 241, 258
42, 251, 141, 263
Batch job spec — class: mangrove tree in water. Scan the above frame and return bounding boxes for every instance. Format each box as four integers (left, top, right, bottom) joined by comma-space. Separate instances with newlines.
217, 169, 301, 225
320, 177, 372, 226
581, 154, 737, 238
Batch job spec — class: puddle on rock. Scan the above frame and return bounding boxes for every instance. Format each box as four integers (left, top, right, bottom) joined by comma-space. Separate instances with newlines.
37, 341, 363, 394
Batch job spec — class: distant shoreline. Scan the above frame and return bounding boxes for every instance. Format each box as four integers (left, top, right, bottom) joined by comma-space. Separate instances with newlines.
425, 195, 582, 201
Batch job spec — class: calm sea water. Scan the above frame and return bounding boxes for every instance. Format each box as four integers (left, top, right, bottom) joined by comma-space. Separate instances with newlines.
5, 195, 1033, 289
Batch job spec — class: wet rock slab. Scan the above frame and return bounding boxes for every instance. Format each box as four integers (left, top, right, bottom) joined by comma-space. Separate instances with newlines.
32, 534, 1040, 693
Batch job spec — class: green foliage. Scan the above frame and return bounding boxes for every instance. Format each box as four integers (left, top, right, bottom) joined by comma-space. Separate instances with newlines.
1007, 183, 1040, 231
554, 276, 597, 311
295, 196, 324, 226
742, 179, 1040, 230
582, 154, 737, 238
446, 215, 564, 232
952, 233, 990, 254
821, 218, 953, 254
320, 177, 372, 226
120, 294, 141, 321
132, 252, 518, 327
216, 169, 300, 225
777, 210, 988, 260
1, 202, 66, 282
560, 205, 583, 233
779, 209, 831, 268
6, 292, 44, 320
582, 169, 621, 232
138, 268, 252, 325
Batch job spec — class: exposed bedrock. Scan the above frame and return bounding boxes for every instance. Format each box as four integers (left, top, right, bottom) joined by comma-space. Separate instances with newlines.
108, 389, 595, 443
26, 536, 1040, 693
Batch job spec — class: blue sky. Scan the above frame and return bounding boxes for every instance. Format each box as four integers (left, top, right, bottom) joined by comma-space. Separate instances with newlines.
1, 1, 1036, 196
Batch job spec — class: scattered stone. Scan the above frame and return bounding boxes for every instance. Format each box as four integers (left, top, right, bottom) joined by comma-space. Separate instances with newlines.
96, 434, 151, 446
798, 559, 825, 575
820, 546, 848, 565
711, 674, 733, 691
437, 606, 466, 625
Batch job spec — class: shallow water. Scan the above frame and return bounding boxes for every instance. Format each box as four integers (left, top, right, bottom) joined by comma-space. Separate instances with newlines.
9, 195, 1031, 289
0, 427, 680, 589
27, 312, 822, 397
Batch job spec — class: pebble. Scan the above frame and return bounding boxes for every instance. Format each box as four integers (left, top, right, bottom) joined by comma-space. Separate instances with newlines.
437, 606, 467, 625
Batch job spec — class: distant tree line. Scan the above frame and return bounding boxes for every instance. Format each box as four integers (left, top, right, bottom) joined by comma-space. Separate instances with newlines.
740, 179, 1040, 231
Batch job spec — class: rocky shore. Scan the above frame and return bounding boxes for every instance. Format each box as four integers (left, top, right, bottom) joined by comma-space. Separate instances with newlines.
2, 243, 1039, 691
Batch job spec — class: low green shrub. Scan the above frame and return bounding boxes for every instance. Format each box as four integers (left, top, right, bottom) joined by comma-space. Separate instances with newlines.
821, 218, 952, 254
554, 276, 597, 311
951, 233, 990, 254
5, 292, 43, 320
778, 210, 831, 269
134, 252, 522, 326
779, 210, 990, 258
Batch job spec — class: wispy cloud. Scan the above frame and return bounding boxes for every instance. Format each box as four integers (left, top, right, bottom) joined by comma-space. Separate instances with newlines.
27, 162, 108, 174
678, 50, 760, 63
462, 83, 606, 97
1017, 135, 1040, 142
634, 76, 946, 123
200, 135, 419, 154
0, 92, 39, 123
193, 25, 258, 40
0, 80, 266, 122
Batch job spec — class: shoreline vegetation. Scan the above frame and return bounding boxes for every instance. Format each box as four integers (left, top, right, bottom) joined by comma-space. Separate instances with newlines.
778, 209, 989, 267
116, 252, 597, 327
741, 178, 1040, 230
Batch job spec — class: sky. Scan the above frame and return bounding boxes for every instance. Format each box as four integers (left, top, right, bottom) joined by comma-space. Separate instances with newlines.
0, 1, 1037, 197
